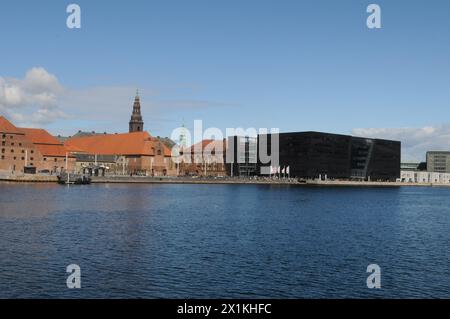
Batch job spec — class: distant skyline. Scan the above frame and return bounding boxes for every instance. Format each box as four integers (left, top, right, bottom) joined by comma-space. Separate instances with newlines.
1, 0, 450, 161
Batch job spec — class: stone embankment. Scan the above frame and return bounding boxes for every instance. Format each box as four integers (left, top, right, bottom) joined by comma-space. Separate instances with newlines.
1, 172, 450, 188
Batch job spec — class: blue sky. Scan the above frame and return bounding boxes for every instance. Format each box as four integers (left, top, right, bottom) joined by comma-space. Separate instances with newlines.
1, 0, 450, 160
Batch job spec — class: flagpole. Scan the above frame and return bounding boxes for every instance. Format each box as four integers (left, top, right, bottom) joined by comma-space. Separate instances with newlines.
66, 152, 69, 184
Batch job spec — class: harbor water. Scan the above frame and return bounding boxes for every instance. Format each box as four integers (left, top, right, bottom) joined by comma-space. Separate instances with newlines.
0, 183, 449, 298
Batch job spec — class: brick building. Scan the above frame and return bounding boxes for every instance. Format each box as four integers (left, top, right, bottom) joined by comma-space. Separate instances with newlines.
179, 139, 227, 176
0, 116, 75, 174
65, 131, 176, 176
19, 128, 76, 173
63, 92, 177, 176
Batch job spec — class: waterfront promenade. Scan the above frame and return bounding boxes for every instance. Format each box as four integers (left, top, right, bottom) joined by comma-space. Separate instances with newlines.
0, 171, 448, 187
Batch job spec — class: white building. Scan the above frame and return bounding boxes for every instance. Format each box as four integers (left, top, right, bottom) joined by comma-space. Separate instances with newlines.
400, 171, 450, 184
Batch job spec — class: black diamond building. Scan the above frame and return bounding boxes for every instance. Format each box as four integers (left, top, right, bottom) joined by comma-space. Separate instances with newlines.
257, 131, 400, 181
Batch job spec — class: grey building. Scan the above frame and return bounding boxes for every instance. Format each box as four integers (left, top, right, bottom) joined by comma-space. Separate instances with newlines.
426, 151, 450, 173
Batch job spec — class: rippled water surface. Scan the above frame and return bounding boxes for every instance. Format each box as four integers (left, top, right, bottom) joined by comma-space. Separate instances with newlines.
0, 183, 449, 298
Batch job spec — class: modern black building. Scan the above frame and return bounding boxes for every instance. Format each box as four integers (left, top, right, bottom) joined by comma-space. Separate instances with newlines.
257, 131, 400, 181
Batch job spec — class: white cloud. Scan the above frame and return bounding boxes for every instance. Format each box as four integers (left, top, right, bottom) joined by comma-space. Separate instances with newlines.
1, 67, 237, 136
23, 67, 63, 94
0, 67, 67, 126
352, 126, 450, 162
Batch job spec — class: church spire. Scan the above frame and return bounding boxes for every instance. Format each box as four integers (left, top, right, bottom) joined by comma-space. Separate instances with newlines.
129, 90, 144, 133
178, 118, 188, 149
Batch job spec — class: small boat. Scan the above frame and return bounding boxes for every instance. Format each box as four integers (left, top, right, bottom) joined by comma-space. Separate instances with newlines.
57, 173, 91, 185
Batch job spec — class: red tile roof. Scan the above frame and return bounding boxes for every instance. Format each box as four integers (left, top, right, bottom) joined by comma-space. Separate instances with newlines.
158, 138, 173, 157
65, 131, 173, 157
184, 139, 226, 154
33, 144, 71, 157
19, 127, 73, 158
19, 128, 62, 145
64, 144, 87, 153
0, 116, 22, 134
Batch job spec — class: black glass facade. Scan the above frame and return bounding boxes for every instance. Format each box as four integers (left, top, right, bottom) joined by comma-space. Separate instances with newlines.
258, 131, 400, 181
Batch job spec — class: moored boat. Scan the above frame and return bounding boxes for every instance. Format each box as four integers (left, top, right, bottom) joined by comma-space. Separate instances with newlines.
57, 173, 91, 185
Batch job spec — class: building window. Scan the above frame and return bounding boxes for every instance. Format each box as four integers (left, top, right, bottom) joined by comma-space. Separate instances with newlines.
31, 150, 34, 154
30, 157, 34, 161
21, 157, 25, 160
43, 158, 47, 161
10, 135, 13, 139
13, 157, 16, 160
11, 143, 14, 146
2, 134, 5, 139
1, 141, 4, 146
10, 149, 14, 153
1, 155, 4, 160
19, 143, 22, 147
30, 163, 34, 166
1, 149, 4, 153
21, 150, 24, 153
54, 158, 57, 162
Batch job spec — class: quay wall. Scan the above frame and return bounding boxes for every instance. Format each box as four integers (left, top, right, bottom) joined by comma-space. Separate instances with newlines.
1, 173, 450, 188
0, 174, 57, 183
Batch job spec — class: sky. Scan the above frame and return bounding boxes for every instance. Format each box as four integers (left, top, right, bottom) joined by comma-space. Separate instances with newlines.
0, 0, 449, 161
